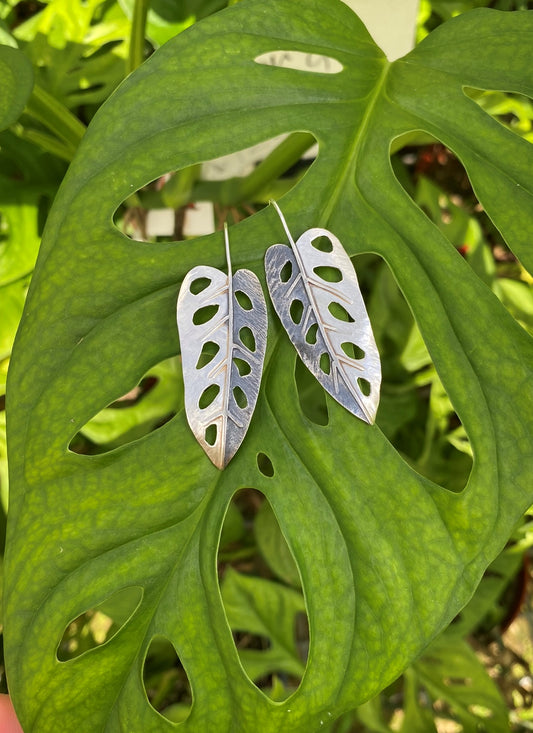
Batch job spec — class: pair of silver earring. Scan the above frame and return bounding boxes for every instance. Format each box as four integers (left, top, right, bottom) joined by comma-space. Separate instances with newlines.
176, 201, 381, 470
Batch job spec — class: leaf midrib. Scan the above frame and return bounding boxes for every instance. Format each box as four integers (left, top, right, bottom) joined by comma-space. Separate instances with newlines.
318, 60, 390, 228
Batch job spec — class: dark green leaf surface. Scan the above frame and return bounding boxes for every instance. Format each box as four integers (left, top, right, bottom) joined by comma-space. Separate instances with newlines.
0, 44, 33, 130
5, 2, 533, 731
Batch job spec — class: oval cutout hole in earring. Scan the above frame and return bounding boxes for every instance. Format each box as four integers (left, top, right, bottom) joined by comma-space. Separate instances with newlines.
319, 352, 331, 375
193, 303, 219, 326
239, 327, 256, 352
233, 356, 251, 377
205, 424, 217, 446
280, 260, 293, 283
290, 299, 304, 325
311, 235, 333, 253
313, 265, 342, 283
189, 277, 211, 295
196, 341, 220, 370
235, 290, 253, 311
328, 301, 354, 323
198, 384, 220, 410
143, 636, 192, 723
305, 323, 318, 345
233, 385, 248, 410
341, 342, 365, 360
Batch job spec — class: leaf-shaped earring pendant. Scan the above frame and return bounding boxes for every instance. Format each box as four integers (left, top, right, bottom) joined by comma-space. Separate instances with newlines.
177, 224, 267, 469
265, 201, 381, 424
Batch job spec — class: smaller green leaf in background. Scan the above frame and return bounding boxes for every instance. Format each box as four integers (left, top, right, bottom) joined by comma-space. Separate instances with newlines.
496, 278, 533, 335
0, 19, 17, 48
118, 0, 226, 46
399, 668, 438, 733
0, 186, 41, 287
0, 45, 33, 131
220, 568, 307, 685
445, 546, 523, 639
413, 636, 509, 732
255, 501, 301, 588
14, 0, 129, 109
0, 279, 28, 398
0, 411, 7, 513
78, 358, 182, 446
467, 88, 533, 143
219, 501, 245, 549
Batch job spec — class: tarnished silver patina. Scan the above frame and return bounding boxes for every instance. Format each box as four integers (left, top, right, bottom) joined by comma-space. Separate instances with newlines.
177, 225, 267, 469
265, 201, 381, 424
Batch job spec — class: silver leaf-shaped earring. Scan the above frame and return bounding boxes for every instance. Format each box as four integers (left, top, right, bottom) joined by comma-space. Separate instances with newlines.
265, 200, 381, 424
177, 223, 267, 469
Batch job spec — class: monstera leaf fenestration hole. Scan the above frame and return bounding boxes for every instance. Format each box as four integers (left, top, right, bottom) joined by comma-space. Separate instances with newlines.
113, 133, 318, 241
68, 357, 181, 454
368, 253, 474, 493
392, 131, 485, 256
218, 491, 308, 700
411, 637, 509, 730
254, 50, 343, 74
256, 452, 274, 478
143, 636, 192, 724
294, 611, 310, 666
57, 586, 143, 661
380, 141, 480, 491
464, 87, 533, 143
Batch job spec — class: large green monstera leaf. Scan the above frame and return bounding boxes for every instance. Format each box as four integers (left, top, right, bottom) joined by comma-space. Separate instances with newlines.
5, 1, 533, 731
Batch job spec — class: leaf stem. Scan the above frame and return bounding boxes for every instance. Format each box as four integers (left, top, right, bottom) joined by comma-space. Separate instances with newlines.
161, 165, 201, 208
218, 546, 258, 562
15, 127, 76, 162
229, 132, 315, 204
25, 84, 86, 153
128, 0, 150, 74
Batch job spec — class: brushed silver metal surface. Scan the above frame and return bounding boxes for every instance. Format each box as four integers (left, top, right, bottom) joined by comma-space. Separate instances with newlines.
177, 226, 267, 469
265, 201, 381, 424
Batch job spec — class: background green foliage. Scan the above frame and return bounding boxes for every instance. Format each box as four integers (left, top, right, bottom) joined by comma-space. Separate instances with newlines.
1, 0, 533, 731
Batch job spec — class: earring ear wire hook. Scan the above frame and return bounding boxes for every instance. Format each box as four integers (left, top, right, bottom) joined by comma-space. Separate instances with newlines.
270, 199, 295, 246
223, 221, 232, 275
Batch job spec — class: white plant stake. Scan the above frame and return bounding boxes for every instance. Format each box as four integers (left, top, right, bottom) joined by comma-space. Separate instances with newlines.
177, 224, 267, 468
265, 201, 381, 424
